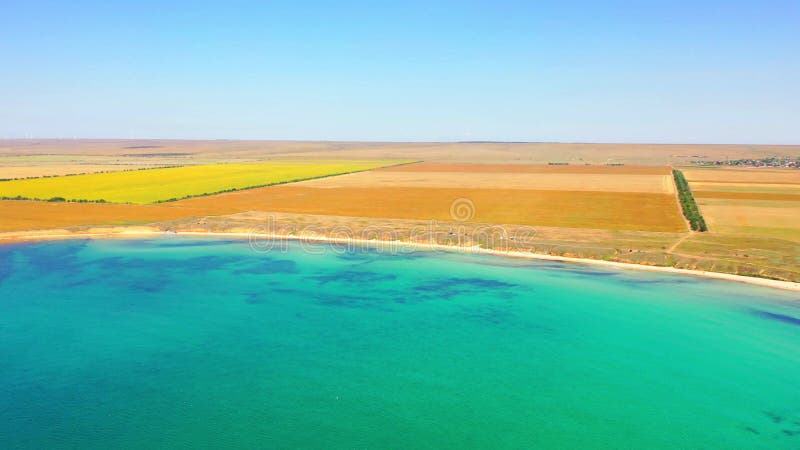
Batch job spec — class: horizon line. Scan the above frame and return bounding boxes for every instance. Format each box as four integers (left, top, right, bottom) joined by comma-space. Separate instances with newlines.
1, 137, 799, 147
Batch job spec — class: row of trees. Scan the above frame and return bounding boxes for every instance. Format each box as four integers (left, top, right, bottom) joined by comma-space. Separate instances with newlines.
0, 195, 107, 203
673, 169, 708, 231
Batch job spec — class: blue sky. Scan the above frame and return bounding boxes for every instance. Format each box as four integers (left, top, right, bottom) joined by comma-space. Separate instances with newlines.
1, 1, 798, 143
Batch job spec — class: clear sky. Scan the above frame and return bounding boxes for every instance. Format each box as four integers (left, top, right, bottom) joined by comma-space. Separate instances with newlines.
1, 1, 798, 143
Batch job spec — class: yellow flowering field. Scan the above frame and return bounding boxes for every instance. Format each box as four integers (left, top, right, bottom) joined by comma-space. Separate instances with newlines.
0, 160, 405, 204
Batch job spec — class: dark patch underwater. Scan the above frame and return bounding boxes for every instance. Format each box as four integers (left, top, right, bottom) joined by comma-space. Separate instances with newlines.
413, 277, 518, 300
232, 258, 299, 275
307, 270, 397, 285
751, 310, 800, 327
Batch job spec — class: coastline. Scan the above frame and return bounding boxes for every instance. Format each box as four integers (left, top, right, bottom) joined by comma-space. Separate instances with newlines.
2, 227, 799, 292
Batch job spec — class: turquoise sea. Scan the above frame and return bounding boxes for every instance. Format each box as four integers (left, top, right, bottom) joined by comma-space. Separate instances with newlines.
1, 237, 799, 449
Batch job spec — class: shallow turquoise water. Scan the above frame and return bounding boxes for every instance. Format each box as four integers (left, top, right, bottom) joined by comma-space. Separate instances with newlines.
1, 237, 799, 449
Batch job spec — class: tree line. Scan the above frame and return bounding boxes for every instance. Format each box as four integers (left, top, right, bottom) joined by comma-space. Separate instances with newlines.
673, 169, 708, 232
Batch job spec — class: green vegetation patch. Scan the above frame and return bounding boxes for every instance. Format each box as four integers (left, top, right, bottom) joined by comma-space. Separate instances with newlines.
673, 169, 708, 231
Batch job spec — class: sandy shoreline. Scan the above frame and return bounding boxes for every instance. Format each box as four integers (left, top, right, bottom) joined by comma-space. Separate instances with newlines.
2, 228, 799, 292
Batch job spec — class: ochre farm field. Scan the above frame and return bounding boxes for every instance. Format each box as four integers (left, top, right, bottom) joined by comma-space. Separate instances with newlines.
683, 168, 800, 184
694, 191, 800, 201
685, 167, 800, 240
689, 182, 800, 195
1, 186, 685, 232
299, 170, 675, 193
169, 186, 686, 231
0, 160, 400, 204
694, 198, 800, 240
381, 162, 671, 175
0, 201, 205, 232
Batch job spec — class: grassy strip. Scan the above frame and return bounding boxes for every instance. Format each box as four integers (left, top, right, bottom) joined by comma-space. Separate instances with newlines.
673, 169, 708, 231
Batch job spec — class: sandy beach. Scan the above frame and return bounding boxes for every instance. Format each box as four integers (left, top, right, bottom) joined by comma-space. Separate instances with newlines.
2, 227, 799, 292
